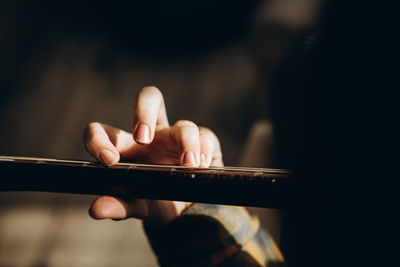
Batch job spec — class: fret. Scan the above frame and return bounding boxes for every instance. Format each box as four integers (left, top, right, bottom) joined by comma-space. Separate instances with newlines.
127, 164, 136, 171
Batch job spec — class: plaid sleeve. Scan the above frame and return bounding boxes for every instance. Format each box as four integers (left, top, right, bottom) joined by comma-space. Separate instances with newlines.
143, 204, 285, 267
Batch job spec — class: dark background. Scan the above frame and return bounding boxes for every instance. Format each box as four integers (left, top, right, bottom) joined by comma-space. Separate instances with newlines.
0, 1, 331, 266
0, 0, 320, 166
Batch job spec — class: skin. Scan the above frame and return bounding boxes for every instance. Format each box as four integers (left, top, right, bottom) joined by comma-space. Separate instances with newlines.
84, 86, 223, 225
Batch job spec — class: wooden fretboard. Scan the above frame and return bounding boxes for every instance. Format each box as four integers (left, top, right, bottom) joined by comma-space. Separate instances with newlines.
0, 156, 296, 208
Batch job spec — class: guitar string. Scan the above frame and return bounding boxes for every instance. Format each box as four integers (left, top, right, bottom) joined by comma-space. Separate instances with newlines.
0, 156, 293, 174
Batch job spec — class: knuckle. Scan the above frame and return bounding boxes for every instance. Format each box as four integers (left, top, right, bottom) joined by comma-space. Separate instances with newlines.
141, 86, 162, 97
84, 122, 101, 145
199, 126, 219, 142
86, 122, 102, 131
135, 87, 164, 116
199, 126, 215, 136
174, 120, 198, 130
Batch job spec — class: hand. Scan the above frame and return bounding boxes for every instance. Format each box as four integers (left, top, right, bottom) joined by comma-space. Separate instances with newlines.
84, 86, 223, 224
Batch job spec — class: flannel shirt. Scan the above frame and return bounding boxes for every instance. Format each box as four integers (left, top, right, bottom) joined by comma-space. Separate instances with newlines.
144, 204, 285, 267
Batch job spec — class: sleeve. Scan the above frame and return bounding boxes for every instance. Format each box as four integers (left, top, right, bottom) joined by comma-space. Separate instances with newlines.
143, 203, 286, 267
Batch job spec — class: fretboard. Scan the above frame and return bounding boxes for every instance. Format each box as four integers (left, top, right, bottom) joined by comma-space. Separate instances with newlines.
0, 156, 296, 208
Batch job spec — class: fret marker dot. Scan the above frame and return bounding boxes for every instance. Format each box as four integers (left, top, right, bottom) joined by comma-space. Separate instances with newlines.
191, 174, 196, 179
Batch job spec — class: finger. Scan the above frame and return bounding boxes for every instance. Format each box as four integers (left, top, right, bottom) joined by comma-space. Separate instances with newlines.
199, 127, 224, 167
89, 196, 129, 220
199, 127, 214, 167
171, 120, 201, 167
84, 122, 135, 166
211, 149, 224, 167
133, 86, 169, 145
89, 196, 151, 221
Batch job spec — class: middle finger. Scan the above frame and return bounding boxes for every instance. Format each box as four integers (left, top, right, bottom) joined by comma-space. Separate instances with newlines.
171, 120, 200, 167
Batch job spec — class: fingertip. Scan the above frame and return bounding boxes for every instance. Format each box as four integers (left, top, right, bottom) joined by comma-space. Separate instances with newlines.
89, 196, 128, 220
134, 123, 151, 144
100, 149, 119, 166
133, 86, 169, 144
88, 206, 103, 220
199, 153, 210, 168
182, 151, 199, 167
199, 128, 218, 167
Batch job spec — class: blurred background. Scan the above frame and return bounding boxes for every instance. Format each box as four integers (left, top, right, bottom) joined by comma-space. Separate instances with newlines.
0, 0, 321, 266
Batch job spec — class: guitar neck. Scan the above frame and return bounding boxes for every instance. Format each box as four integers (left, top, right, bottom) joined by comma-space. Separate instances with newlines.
0, 156, 296, 209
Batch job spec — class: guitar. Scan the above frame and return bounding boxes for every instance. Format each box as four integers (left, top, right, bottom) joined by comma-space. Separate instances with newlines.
0, 156, 296, 209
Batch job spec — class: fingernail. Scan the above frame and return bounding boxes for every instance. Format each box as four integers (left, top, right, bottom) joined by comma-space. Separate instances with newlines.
183, 151, 196, 167
100, 149, 116, 165
135, 123, 150, 144
200, 153, 207, 166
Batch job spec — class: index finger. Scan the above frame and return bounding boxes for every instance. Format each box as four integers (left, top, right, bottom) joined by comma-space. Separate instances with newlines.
132, 86, 169, 144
